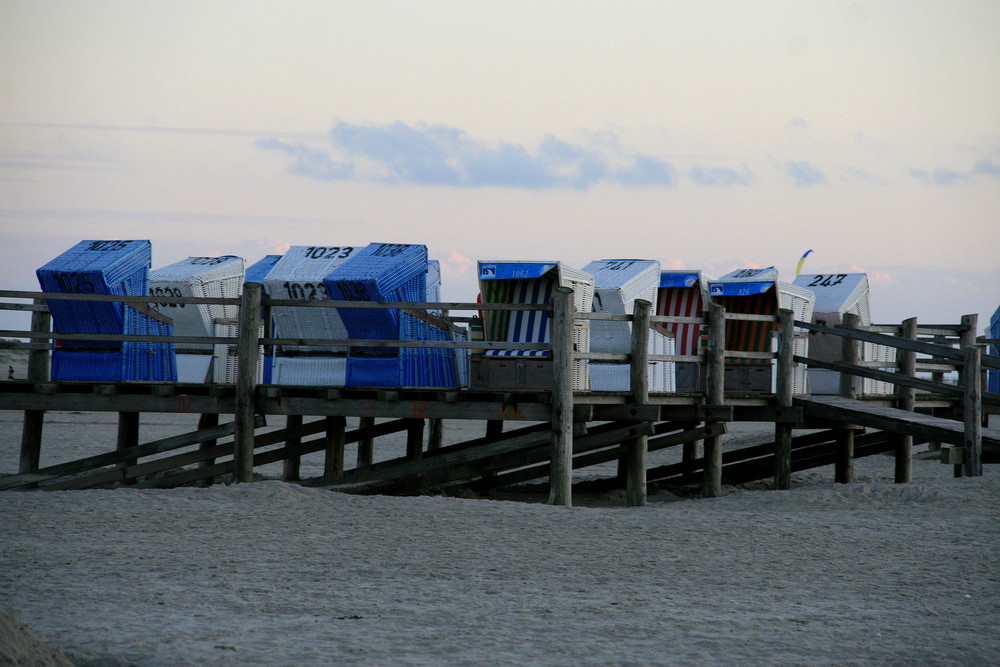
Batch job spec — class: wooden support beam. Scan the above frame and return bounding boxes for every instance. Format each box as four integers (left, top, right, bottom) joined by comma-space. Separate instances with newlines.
774, 308, 794, 490
963, 344, 983, 477
18, 299, 51, 474
702, 301, 725, 498
548, 287, 574, 507
835, 313, 860, 483
323, 416, 346, 483
625, 299, 651, 507
196, 412, 220, 487
116, 412, 140, 482
282, 414, 303, 481
895, 317, 917, 483
357, 416, 375, 466
233, 281, 262, 483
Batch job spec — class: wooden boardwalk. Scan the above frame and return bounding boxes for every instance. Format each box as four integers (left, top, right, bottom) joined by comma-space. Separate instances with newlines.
797, 395, 1000, 450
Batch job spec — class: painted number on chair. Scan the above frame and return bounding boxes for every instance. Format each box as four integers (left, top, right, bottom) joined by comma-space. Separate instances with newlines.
603, 260, 637, 271
806, 274, 847, 288
54, 272, 97, 293
150, 286, 186, 307
371, 243, 411, 257
303, 246, 354, 260
85, 240, 131, 252
282, 282, 328, 300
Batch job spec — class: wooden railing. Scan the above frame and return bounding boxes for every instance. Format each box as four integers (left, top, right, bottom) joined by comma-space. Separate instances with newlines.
3, 288, 997, 498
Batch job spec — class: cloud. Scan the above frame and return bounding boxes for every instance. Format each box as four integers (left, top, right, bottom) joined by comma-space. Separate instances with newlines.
615, 154, 677, 186
781, 161, 826, 187
254, 137, 354, 180
256, 121, 687, 190
689, 165, 752, 187
787, 118, 809, 130
909, 159, 1000, 185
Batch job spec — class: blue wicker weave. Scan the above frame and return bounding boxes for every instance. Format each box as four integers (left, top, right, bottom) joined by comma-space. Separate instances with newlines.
37, 240, 176, 381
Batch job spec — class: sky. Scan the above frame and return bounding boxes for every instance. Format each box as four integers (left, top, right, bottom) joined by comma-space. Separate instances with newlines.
1, 0, 999, 333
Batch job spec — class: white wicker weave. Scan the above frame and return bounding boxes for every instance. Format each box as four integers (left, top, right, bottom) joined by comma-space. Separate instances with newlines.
263, 245, 357, 386
589, 328, 675, 391
150, 256, 245, 382
792, 272, 894, 395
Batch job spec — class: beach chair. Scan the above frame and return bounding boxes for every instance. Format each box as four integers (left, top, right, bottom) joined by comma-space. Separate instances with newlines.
36, 240, 176, 382
263, 245, 359, 386
708, 267, 814, 393
791, 272, 894, 395
324, 243, 460, 388
473, 261, 594, 390
240, 254, 283, 384
656, 271, 712, 390
150, 256, 245, 383
583, 259, 674, 392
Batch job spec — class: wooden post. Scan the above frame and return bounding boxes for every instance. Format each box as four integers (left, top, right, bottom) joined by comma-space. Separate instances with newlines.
406, 419, 424, 460
963, 344, 983, 477
18, 300, 51, 474
702, 302, 725, 498
116, 411, 140, 483
282, 414, 303, 481
357, 416, 375, 467
774, 308, 794, 490
835, 313, 860, 483
197, 412, 220, 487
233, 282, 262, 483
428, 418, 444, 450
548, 287, 575, 507
626, 299, 651, 507
895, 317, 917, 483
323, 416, 346, 483
959, 314, 980, 478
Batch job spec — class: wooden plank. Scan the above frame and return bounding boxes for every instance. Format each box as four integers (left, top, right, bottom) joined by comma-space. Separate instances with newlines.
0, 417, 263, 490
52, 417, 407, 490
472, 421, 680, 491
798, 320, 1000, 369
372, 421, 659, 494
796, 356, 961, 397
795, 395, 1000, 448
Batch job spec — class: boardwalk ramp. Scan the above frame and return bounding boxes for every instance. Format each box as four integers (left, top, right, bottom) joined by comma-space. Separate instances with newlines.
796, 395, 1000, 458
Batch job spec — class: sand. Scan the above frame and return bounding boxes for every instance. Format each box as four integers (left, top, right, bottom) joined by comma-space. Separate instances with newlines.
1, 408, 999, 665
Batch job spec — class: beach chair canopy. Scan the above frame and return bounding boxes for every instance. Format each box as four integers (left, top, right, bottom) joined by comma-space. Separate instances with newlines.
478, 261, 594, 357
263, 245, 359, 351
150, 256, 245, 342
656, 270, 712, 356
791, 273, 872, 325
709, 267, 814, 361
583, 259, 660, 354
36, 239, 175, 381
324, 243, 429, 340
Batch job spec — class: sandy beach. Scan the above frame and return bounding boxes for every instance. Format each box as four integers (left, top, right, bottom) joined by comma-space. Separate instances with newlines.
1, 405, 998, 666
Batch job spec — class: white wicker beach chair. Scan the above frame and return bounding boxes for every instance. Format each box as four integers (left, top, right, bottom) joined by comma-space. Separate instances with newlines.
583, 259, 674, 392
150, 256, 245, 383
792, 272, 894, 395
